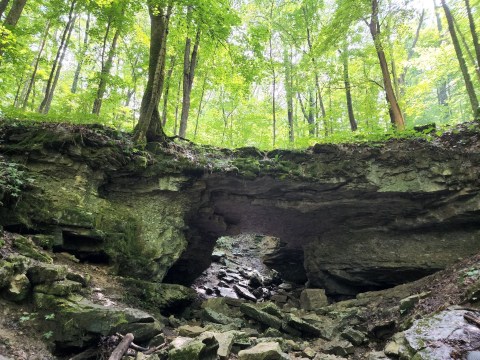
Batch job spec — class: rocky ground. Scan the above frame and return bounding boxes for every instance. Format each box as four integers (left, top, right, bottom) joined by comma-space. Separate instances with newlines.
2, 228, 480, 359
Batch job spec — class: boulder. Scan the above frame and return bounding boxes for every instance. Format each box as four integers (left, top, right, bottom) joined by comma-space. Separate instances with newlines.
121, 278, 196, 313
341, 327, 367, 346
3, 274, 30, 302
168, 334, 219, 360
34, 279, 82, 297
300, 289, 328, 311
238, 342, 290, 360
403, 310, 476, 359
322, 339, 354, 357
33, 295, 161, 350
283, 314, 322, 337
178, 325, 206, 337
240, 303, 282, 330
27, 263, 68, 285
234, 285, 257, 302
12, 236, 53, 263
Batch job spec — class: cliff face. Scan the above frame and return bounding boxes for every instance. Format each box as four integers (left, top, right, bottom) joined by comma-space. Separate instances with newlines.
1, 122, 480, 296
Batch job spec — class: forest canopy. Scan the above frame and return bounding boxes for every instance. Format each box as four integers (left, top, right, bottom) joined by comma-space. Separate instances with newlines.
0, 0, 479, 148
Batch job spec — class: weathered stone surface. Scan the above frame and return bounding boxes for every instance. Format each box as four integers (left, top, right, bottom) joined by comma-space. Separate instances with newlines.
340, 327, 366, 346
238, 342, 289, 360
34, 279, 82, 297
283, 314, 322, 337
300, 289, 328, 311
32, 294, 160, 350
403, 310, 480, 359
4, 123, 480, 296
121, 278, 196, 313
322, 339, 354, 357
3, 274, 30, 302
234, 285, 257, 302
12, 236, 53, 263
168, 334, 219, 360
27, 263, 68, 285
178, 325, 206, 337
240, 303, 282, 330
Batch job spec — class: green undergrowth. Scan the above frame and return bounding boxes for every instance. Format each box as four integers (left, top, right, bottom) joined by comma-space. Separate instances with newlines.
2, 107, 479, 150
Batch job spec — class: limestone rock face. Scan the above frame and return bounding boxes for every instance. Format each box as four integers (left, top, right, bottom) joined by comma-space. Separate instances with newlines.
3, 124, 480, 296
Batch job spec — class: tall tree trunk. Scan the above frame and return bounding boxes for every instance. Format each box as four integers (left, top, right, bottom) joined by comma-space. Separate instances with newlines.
340, 47, 357, 131
369, 0, 405, 130
0, 0, 27, 56
433, 0, 448, 107
303, 6, 327, 136
38, 0, 77, 114
92, 25, 121, 115
194, 72, 208, 140
22, 20, 50, 109
441, 0, 479, 114
179, 16, 201, 139
161, 55, 176, 127
174, 76, 181, 136
71, 12, 90, 94
453, 15, 480, 82
398, 9, 425, 90
284, 46, 294, 143
0, 0, 10, 19
3, 0, 26, 27
465, 0, 480, 74
133, 3, 173, 144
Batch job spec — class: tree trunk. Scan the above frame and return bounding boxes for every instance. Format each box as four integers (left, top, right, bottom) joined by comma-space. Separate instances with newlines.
161, 55, 176, 127
303, 6, 327, 136
0, 0, 10, 19
453, 15, 480, 82
441, 0, 479, 115
38, 0, 77, 114
133, 3, 173, 144
174, 76, 181, 136
398, 9, 425, 90
465, 0, 480, 74
22, 20, 50, 109
92, 25, 121, 115
194, 72, 208, 140
369, 0, 405, 130
433, 0, 448, 107
0, 0, 27, 56
341, 48, 357, 131
179, 18, 201, 139
71, 12, 90, 94
284, 46, 294, 143
3, 0, 26, 27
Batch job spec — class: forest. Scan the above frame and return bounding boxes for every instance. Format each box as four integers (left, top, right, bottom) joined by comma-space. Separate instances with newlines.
0, 0, 479, 149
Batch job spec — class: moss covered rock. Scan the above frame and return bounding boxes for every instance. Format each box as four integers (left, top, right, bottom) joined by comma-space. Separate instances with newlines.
121, 278, 196, 314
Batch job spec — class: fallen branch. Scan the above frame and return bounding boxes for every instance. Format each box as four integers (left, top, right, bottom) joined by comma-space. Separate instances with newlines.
108, 333, 134, 360
115, 333, 149, 352
144, 341, 169, 355
464, 312, 480, 328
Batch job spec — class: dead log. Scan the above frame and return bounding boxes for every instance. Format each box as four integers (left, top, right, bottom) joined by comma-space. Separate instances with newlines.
115, 333, 149, 352
108, 333, 134, 360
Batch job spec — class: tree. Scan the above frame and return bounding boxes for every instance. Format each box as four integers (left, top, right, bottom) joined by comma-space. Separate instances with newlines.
38, 0, 78, 114
464, 0, 480, 75
179, 6, 200, 138
133, 2, 173, 144
368, 0, 405, 130
0, 0, 27, 56
340, 46, 357, 131
441, 0, 478, 115
92, 1, 127, 115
